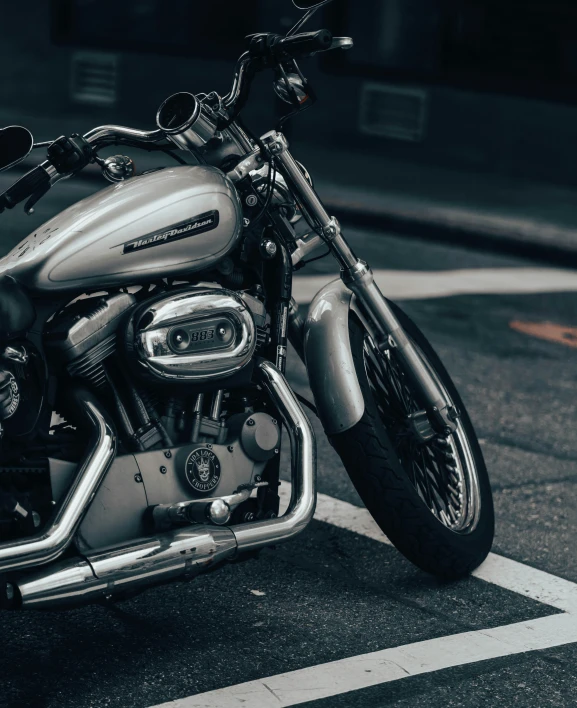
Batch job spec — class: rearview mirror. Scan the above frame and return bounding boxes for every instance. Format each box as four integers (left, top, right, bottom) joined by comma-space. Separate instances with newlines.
0, 126, 34, 172
274, 73, 310, 106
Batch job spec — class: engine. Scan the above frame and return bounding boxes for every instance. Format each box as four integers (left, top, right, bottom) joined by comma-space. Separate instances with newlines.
31, 286, 278, 550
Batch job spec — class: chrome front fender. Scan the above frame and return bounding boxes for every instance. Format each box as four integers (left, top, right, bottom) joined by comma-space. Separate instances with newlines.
303, 279, 365, 435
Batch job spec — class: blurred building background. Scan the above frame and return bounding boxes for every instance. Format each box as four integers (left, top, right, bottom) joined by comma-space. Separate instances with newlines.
2, 0, 577, 182
4, 0, 577, 259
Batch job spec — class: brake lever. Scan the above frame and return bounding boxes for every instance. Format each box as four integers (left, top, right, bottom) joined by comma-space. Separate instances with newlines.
24, 181, 51, 215
330, 37, 353, 50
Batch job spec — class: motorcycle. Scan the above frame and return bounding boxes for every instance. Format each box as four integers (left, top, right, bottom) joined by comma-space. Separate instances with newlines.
0, 0, 493, 610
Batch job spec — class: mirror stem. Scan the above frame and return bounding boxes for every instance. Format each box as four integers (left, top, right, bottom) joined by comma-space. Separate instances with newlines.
287, 1, 332, 37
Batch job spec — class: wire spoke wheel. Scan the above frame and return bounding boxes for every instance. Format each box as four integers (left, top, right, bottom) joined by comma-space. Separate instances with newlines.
330, 305, 494, 578
363, 335, 480, 534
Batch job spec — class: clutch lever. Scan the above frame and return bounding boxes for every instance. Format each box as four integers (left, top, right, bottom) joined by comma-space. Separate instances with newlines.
24, 181, 51, 215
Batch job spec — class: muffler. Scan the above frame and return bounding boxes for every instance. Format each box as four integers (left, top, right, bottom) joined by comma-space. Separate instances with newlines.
8, 525, 238, 609
6, 359, 316, 609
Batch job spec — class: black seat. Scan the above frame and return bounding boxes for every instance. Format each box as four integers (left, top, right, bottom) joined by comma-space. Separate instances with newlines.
0, 275, 35, 339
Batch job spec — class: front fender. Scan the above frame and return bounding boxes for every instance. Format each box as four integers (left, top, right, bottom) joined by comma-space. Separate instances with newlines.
303, 278, 365, 435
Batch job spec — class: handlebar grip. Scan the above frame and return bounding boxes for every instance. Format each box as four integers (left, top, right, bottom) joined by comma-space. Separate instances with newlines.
0, 166, 51, 212
274, 29, 333, 60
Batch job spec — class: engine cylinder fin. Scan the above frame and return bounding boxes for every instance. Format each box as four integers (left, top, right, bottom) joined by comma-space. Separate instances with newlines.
67, 335, 116, 388
256, 326, 268, 350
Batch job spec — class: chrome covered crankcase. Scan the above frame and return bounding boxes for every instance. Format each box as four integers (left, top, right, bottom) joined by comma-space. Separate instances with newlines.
123, 287, 266, 382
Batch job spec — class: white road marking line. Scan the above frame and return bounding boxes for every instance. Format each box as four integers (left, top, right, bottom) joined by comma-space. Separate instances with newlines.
300, 488, 390, 546
292, 267, 577, 303
153, 614, 577, 708
472, 554, 577, 614
278, 485, 577, 613
149, 488, 577, 708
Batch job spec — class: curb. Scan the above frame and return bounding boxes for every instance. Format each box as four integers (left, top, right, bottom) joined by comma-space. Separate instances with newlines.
319, 184, 577, 270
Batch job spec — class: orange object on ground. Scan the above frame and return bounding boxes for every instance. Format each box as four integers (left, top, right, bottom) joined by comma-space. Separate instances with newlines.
510, 321, 577, 348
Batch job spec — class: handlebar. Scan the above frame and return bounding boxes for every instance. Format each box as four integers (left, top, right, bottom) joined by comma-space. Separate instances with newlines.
0, 29, 350, 214
222, 52, 254, 111
222, 29, 335, 120
0, 126, 165, 214
0, 165, 53, 212
83, 125, 163, 147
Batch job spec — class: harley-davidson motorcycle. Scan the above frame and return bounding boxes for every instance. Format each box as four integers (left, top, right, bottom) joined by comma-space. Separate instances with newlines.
0, 0, 493, 610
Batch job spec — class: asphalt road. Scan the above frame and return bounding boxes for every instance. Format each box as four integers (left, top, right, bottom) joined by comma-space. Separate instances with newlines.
0, 180, 577, 707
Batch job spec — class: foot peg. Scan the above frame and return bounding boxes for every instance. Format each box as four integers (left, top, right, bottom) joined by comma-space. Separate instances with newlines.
147, 488, 253, 531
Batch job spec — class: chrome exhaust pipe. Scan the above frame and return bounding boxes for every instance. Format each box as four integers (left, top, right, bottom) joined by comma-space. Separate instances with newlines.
12, 525, 238, 609
0, 394, 116, 574
9, 360, 316, 609
232, 358, 317, 552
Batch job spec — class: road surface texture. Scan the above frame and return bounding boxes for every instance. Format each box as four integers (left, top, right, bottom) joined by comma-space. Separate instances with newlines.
0, 178, 576, 707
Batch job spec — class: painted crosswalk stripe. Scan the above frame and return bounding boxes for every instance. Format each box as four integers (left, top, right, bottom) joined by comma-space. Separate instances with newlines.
292, 267, 577, 303
153, 614, 577, 708
149, 487, 577, 707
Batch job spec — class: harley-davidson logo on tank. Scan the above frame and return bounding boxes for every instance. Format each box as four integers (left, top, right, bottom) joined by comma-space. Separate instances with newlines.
122, 210, 219, 254
185, 447, 222, 493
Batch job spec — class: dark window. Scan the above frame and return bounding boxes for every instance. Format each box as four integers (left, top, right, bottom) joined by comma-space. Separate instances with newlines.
51, 0, 258, 60
324, 0, 577, 103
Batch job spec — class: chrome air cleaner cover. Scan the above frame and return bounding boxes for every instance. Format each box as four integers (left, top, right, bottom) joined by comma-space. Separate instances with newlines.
125, 287, 257, 381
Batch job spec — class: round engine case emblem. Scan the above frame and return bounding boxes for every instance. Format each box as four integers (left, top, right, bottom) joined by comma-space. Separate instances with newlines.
185, 447, 221, 494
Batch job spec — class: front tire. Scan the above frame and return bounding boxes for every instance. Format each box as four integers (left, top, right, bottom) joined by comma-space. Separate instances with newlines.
330, 303, 494, 579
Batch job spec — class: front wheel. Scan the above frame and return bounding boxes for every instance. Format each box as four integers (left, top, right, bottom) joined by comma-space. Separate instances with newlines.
330, 303, 494, 579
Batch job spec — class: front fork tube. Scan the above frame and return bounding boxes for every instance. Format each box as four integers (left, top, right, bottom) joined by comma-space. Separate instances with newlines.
262, 130, 457, 435
342, 264, 457, 434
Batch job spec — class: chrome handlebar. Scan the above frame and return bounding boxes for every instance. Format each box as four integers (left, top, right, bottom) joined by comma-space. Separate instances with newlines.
49, 31, 353, 155
222, 52, 253, 111
1, 30, 352, 215
83, 124, 164, 146
0, 124, 167, 214
45, 125, 165, 188
221, 34, 352, 117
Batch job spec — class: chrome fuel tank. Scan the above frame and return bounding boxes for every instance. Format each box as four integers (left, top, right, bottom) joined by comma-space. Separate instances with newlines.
0, 166, 242, 293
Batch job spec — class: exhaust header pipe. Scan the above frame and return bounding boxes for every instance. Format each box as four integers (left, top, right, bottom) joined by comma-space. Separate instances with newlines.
7, 360, 316, 609
0, 394, 115, 574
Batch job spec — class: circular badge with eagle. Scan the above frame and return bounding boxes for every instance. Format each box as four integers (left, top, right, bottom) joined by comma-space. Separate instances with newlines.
185, 447, 221, 494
